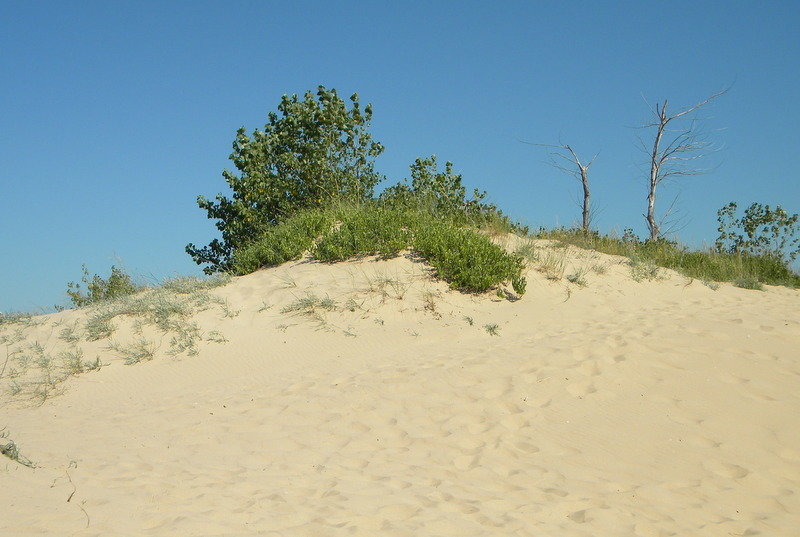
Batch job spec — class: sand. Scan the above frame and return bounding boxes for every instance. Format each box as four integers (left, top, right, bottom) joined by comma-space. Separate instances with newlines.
1, 240, 799, 536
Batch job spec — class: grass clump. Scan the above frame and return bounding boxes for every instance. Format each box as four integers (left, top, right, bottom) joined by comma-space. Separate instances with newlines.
484, 323, 500, 336
107, 338, 156, 365
0, 312, 35, 327
534, 227, 800, 289
566, 268, 588, 286
281, 293, 338, 329
281, 293, 337, 315
733, 276, 764, 291
160, 273, 231, 294
629, 257, 662, 282
1, 428, 35, 468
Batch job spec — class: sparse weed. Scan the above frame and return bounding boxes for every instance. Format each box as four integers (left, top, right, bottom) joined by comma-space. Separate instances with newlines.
365, 273, 409, 302
734, 276, 764, 291
566, 268, 588, 287
515, 241, 538, 262
276, 273, 298, 289
205, 331, 228, 343
59, 348, 98, 375
220, 301, 240, 318
463, 316, 474, 326
84, 314, 114, 341
1, 428, 35, 468
0, 312, 36, 327
281, 293, 338, 329
537, 249, 567, 281
484, 323, 500, 336
160, 273, 231, 294
590, 263, 607, 275
107, 338, 156, 365
629, 257, 662, 282
281, 294, 337, 315
58, 323, 82, 343
421, 290, 439, 315
702, 280, 720, 290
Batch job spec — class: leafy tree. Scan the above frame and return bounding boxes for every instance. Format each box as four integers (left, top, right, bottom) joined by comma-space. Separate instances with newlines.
187, 86, 385, 273
716, 201, 800, 263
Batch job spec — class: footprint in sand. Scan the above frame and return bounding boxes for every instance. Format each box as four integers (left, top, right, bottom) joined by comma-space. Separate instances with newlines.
704, 459, 750, 479
566, 380, 596, 398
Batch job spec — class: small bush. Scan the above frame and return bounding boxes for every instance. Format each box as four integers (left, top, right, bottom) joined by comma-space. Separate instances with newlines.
67, 265, 140, 307
231, 209, 334, 274
313, 206, 410, 262
733, 276, 764, 291
413, 219, 525, 294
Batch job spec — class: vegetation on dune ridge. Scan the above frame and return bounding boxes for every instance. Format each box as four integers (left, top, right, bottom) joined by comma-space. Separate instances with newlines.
185, 84, 797, 293
532, 227, 800, 288
232, 203, 527, 295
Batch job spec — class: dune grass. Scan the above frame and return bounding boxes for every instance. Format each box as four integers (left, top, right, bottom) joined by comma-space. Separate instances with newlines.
534, 227, 800, 288
0, 273, 234, 402
1, 428, 35, 468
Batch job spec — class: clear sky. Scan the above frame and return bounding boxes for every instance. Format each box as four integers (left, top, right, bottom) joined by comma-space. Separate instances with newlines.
2, 1, 799, 312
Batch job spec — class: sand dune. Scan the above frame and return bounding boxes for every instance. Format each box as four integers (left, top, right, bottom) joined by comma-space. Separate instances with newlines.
2, 241, 799, 536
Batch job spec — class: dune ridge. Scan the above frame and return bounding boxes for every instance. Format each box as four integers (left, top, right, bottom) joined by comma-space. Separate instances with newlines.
2, 241, 799, 536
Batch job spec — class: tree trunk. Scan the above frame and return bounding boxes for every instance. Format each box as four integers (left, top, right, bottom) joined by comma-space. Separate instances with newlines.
580, 168, 590, 232
646, 180, 658, 240
647, 102, 667, 241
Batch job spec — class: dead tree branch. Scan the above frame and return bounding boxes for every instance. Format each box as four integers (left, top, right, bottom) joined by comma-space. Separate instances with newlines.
640, 88, 728, 240
522, 141, 598, 231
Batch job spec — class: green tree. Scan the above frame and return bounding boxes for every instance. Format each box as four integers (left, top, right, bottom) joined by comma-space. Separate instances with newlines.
716, 201, 800, 263
187, 86, 385, 273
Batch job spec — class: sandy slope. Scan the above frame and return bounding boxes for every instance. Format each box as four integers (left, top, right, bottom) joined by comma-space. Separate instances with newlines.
2, 241, 799, 536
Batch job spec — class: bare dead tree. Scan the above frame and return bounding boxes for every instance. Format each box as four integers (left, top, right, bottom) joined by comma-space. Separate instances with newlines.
639, 88, 727, 241
522, 141, 598, 232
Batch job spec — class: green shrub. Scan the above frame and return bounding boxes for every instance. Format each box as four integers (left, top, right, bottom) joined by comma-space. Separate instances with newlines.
231, 209, 334, 274
67, 265, 140, 307
313, 206, 411, 262
413, 219, 525, 294
380, 155, 526, 234
734, 276, 764, 291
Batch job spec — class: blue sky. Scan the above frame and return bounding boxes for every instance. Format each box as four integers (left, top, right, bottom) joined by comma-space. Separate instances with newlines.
2, 1, 799, 312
